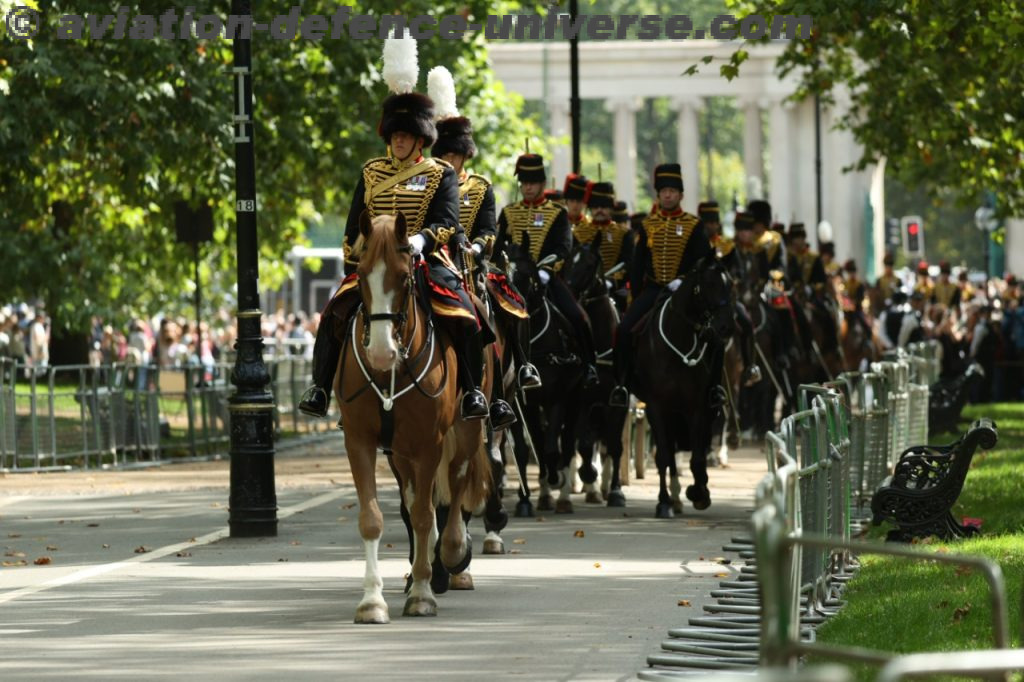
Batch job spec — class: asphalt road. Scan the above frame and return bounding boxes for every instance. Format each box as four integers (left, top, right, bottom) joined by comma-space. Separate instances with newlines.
0, 435, 767, 681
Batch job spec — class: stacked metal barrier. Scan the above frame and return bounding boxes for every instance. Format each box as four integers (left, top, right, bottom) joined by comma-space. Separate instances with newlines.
870, 360, 910, 471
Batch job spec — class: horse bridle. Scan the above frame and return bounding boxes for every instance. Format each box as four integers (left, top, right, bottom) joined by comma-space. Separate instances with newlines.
359, 250, 415, 357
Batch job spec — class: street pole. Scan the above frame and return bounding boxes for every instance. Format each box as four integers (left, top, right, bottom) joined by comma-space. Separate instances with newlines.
814, 93, 822, 227
194, 240, 202, 382
569, 0, 580, 174
228, 0, 277, 538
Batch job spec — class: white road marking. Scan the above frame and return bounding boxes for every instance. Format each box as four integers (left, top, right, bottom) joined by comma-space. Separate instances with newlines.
0, 488, 351, 605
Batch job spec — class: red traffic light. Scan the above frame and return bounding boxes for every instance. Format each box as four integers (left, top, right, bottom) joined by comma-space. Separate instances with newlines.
908, 223, 919, 235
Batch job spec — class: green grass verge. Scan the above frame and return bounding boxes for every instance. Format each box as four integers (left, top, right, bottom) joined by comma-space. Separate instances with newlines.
811, 402, 1024, 680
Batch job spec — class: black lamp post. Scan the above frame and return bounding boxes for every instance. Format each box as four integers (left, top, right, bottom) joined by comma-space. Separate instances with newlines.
228, 0, 277, 538
569, 0, 580, 173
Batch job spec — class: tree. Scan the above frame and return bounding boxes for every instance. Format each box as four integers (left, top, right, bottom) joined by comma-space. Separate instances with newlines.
701, 0, 1024, 217
0, 0, 542, 360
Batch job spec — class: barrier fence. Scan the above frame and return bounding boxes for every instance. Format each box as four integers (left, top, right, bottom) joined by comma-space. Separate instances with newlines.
0, 353, 336, 472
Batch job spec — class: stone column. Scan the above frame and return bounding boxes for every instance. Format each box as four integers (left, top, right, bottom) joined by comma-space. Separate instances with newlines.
670, 96, 704, 214
604, 96, 642, 210
547, 98, 571, 189
739, 96, 764, 202
768, 95, 793, 225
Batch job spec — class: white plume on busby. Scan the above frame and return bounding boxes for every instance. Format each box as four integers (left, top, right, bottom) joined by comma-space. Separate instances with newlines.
427, 66, 459, 121
382, 33, 418, 95
377, 35, 437, 147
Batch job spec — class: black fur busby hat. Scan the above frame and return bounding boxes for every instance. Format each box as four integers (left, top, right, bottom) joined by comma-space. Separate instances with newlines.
820, 242, 835, 257
563, 173, 589, 201
788, 222, 807, 239
747, 200, 772, 227
515, 153, 546, 183
939, 259, 952, 275
432, 116, 476, 159
586, 181, 616, 209
698, 201, 720, 224
653, 163, 684, 191
379, 36, 436, 148
883, 251, 895, 266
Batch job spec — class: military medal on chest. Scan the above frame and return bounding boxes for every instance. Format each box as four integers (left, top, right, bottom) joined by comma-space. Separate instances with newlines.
406, 174, 428, 191
676, 224, 683, 236
533, 212, 544, 227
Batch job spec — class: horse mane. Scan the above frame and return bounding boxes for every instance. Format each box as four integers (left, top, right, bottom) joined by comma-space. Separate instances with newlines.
360, 215, 409, 275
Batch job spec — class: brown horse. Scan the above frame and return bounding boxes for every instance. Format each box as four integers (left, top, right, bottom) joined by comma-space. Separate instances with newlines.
334, 212, 489, 623
839, 312, 883, 372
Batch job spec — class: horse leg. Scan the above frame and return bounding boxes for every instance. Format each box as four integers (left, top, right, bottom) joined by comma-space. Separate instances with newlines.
648, 407, 675, 519
403, 455, 440, 617
509, 413, 535, 518
482, 439, 509, 553
440, 422, 484, 591
578, 407, 602, 504
347, 436, 389, 624
605, 405, 628, 508
665, 424, 683, 515
555, 401, 576, 514
686, 417, 712, 511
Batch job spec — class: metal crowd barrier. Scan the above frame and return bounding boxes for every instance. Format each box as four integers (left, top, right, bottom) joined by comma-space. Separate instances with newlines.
0, 356, 335, 472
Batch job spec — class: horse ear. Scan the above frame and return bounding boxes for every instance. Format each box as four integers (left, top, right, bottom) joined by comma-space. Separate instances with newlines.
359, 210, 372, 239
393, 212, 408, 244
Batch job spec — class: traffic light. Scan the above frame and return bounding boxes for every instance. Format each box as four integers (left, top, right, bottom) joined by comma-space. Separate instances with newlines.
901, 215, 924, 257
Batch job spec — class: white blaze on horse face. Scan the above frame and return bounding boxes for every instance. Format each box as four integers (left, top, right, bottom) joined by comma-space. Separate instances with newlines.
365, 259, 399, 370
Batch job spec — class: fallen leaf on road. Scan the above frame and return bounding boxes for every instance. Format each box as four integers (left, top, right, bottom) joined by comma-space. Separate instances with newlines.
714, 557, 730, 564
513, 538, 526, 545
102, 544, 110, 549
573, 530, 585, 538
385, 543, 394, 549
278, 558, 288, 562
678, 600, 691, 607
536, 516, 546, 522
188, 538, 196, 543
508, 549, 521, 554
622, 513, 631, 517
2, 560, 27, 567
87, 523, 99, 528
4, 551, 25, 558
134, 546, 149, 554
34, 557, 52, 565
715, 573, 730, 578
176, 552, 192, 558
343, 503, 356, 509
132, 509, 141, 514
593, 562, 602, 568
46, 545, 58, 551
7, 533, 21, 538
209, 503, 221, 508
337, 517, 347, 522
290, 541, 301, 546
58, 520, 64, 525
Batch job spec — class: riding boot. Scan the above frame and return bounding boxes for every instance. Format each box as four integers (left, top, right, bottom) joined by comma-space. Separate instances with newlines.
707, 348, 728, 419
456, 333, 488, 420
514, 317, 541, 390
735, 305, 762, 386
299, 314, 341, 418
488, 348, 517, 431
609, 344, 631, 408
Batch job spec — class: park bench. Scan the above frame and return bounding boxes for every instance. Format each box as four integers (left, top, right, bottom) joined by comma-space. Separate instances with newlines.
870, 418, 997, 543
928, 361, 984, 436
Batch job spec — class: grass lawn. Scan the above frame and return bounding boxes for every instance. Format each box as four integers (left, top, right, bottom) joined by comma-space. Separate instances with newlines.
811, 402, 1024, 680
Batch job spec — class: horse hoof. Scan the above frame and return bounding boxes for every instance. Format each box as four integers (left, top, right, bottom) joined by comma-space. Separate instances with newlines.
449, 572, 475, 591
537, 495, 555, 512
355, 602, 390, 624
672, 500, 684, 515
686, 485, 712, 510
483, 538, 505, 555
585, 491, 603, 504
606, 490, 626, 507
555, 499, 574, 514
403, 596, 438, 617
514, 500, 534, 518
655, 502, 675, 519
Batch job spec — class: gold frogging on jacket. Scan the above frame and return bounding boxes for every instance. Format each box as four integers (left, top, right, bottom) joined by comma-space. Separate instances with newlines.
504, 202, 562, 264
644, 212, 698, 286
362, 156, 445, 235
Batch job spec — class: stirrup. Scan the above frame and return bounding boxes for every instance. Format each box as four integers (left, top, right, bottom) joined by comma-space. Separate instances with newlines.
609, 385, 630, 408
460, 389, 489, 420
518, 363, 542, 390
298, 386, 329, 418
743, 365, 763, 386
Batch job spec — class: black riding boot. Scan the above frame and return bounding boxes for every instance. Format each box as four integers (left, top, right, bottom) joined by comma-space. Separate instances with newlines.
735, 304, 762, 386
708, 348, 728, 420
514, 316, 541, 389
488, 345, 517, 431
299, 314, 341, 418
457, 334, 489, 420
609, 343, 631, 408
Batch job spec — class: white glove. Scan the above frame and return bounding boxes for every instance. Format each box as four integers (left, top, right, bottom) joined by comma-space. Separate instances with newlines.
538, 269, 551, 285
471, 243, 483, 255
408, 233, 426, 256
667, 278, 682, 292
605, 279, 613, 291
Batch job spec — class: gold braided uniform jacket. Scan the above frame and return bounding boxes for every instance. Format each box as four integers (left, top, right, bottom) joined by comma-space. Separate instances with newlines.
931, 280, 961, 308
573, 217, 636, 285
457, 172, 497, 251
876, 272, 900, 301
755, 230, 786, 274
786, 247, 827, 291
343, 155, 461, 274
631, 207, 711, 294
497, 197, 571, 273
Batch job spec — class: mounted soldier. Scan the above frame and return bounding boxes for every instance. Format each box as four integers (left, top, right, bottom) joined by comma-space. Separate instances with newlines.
496, 153, 600, 389
571, 180, 635, 312
613, 200, 630, 231
563, 173, 592, 234
785, 221, 834, 353
425, 65, 538, 427
299, 40, 491, 422
609, 163, 725, 410
701, 201, 761, 387
873, 251, 901, 315
840, 258, 872, 339
931, 260, 961, 313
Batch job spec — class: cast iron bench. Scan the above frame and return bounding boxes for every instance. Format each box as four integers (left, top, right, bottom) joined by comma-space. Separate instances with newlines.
928, 362, 984, 436
871, 418, 997, 542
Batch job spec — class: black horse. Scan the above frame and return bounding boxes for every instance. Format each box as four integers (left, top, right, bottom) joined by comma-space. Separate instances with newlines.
504, 237, 587, 514
563, 236, 629, 507
630, 255, 737, 518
